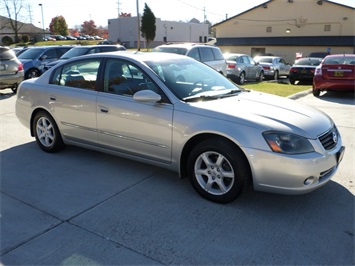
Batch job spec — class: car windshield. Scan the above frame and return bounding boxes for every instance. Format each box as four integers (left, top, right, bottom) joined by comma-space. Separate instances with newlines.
295, 58, 322, 66
17, 48, 45, 59
60, 48, 92, 59
323, 56, 355, 65
145, 57, 241, 101
153, 47, 188, 55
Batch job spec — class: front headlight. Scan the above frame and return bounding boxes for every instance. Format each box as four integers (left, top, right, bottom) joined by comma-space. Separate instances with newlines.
263, 131, 314, 154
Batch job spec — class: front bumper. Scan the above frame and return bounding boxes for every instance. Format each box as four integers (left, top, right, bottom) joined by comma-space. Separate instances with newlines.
244, 138, 344, 195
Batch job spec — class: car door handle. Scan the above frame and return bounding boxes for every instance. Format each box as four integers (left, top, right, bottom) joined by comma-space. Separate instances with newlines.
49, 96, 56, 101
99, 106, 109, 113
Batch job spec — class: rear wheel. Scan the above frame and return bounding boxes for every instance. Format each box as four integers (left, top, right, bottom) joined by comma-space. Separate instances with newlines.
25, 68, 40, 79
312, 88, 321, 97
290, 79, 296, 85
33, 111, 65, 152
187, 138, 251, 203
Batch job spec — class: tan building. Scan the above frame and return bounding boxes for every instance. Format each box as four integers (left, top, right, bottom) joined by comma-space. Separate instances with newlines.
213, 0, 355, 62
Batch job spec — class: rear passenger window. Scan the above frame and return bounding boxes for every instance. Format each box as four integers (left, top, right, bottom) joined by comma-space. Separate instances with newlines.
211, 48, 224, 60
50, 59, 101, 90
199, 47, 214, 62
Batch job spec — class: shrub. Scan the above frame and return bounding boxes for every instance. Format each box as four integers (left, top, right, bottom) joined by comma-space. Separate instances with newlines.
2, 36, 14, 46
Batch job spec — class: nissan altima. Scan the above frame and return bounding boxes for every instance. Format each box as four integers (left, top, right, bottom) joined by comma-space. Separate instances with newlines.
15, 51, 345, 203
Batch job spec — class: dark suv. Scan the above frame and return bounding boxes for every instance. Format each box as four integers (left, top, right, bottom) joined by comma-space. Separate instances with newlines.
153, 43, 227, 76
0, 47, 24, 93
18, 46, 73, 79
43, 45, 126, 72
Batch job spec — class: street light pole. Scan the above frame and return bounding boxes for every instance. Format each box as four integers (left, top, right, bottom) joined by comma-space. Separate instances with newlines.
136, 0, 140, 51
39, 4, 45, 41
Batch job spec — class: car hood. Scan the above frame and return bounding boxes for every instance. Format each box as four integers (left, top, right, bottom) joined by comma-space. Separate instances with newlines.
184, 90, 332, 139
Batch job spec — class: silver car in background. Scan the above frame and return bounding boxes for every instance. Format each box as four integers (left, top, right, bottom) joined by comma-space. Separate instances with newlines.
0, 47, 24, 93
254, 56, 291, 80
224, 53, 264, 84
15, 52, 345, 203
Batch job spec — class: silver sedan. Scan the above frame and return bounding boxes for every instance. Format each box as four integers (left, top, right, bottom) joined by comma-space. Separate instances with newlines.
15, 51, 345, 203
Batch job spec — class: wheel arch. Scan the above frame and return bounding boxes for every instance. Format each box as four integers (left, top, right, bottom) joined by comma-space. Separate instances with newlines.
179, 133, 252, 180
30, 108, 55, 137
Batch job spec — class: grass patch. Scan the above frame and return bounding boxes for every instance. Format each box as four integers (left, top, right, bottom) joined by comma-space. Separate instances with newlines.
241, 81, 311, 97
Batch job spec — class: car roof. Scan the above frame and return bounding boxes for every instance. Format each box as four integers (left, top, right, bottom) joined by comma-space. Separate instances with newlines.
324, 54, 354, 58
67, 51, 191, 62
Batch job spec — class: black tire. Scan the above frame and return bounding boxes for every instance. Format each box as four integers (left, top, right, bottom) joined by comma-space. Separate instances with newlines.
312, 88, 321, 97
238, 72, 246, 85
33, 111, 65, 152
290, 79, 296, 85
273, 70, 279, 80
25, 68, 40, 79
256, 71, 264, 82
11, 84, 18, 94
187, 138, 251, 203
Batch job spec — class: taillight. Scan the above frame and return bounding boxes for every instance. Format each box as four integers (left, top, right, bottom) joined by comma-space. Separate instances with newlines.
18, 63, 23, 71
263, 66, 270, 70
290, 68, 298, 73
227, 63, 236, 69
314, 66, 322, 76
310, 69, 315, 74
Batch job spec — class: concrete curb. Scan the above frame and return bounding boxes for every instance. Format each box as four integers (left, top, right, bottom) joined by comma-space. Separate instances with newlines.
288, 89, 312, 100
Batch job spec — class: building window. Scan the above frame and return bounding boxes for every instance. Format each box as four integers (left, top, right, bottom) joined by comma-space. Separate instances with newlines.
266, 27, 272, 33
324, 24, 331, 31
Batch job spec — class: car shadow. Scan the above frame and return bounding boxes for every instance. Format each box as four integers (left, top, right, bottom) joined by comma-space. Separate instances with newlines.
0, 89, 16, 100
318, 90, 355, 104
1, 141, 354, 264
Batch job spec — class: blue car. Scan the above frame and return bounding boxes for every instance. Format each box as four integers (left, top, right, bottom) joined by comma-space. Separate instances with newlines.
17, 46, 73, 79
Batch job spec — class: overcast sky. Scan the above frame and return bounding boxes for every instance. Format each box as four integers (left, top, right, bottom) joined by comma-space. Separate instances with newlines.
2, 0, 354, 29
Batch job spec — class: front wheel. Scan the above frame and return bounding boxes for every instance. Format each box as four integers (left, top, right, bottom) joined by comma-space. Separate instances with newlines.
238, 72, 246, 85
187, 138, 251, 203
273, 70, 279, 80
256, 71, 264, 82
33, 111, 65, 152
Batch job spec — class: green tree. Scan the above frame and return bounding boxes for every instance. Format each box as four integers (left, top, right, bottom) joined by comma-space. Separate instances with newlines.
81, 20, 98, 36
140, 3, 156, 49
49, 16, 68, 36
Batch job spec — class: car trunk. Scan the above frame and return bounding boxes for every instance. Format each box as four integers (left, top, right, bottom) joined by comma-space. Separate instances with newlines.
321, 64, 355, 80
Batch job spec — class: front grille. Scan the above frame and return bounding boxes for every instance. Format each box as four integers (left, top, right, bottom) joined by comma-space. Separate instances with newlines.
319, 127, 338, 150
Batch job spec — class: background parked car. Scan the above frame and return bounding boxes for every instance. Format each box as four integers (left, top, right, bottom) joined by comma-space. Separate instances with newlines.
43, 44, 126, 72
289, 57, 322, 85
308, 52, 330, 58
312, 54, 355, 96
153, 43, 227, 76
224, 53, 264, 84
17, 46, 73, 79
0, 46, 24, 93
254, 56, 291, 80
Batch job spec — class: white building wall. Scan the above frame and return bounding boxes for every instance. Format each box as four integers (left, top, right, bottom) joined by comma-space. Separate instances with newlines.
108, 17, 209, 49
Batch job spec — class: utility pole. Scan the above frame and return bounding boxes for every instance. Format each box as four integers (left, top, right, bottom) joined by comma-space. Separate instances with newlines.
136, 0, 140, 50
117, 0, 121, 17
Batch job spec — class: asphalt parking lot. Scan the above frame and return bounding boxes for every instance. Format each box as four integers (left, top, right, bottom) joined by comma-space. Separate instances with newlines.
1, 88, 354, 265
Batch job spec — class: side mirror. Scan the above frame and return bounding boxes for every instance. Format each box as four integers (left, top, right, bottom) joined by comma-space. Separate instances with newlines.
40, 55, 48, 61
133, 90, 162, 103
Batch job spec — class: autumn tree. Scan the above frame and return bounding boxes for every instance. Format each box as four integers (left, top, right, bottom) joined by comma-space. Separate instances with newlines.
49, 16, 68, 36
81, 20, 98, 36
1, 0, 28, 42
140, 3, 156, 49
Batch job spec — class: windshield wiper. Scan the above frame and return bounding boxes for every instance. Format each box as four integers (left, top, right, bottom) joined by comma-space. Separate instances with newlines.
183, 89, 245, 102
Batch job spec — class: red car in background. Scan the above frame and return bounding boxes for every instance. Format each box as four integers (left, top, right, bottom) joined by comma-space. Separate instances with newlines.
313, 54, 355, 96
